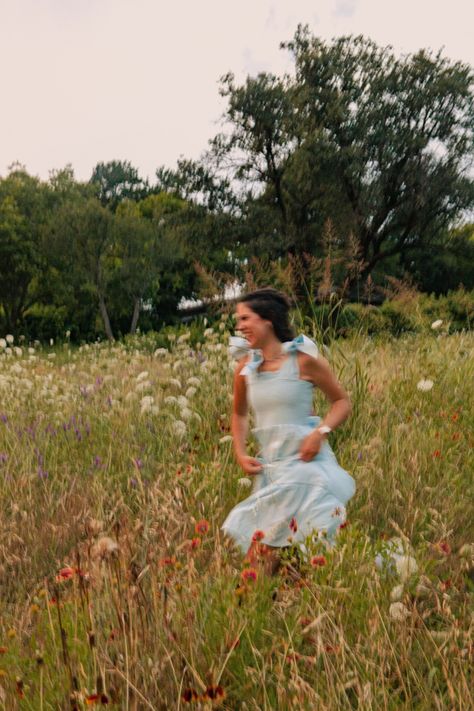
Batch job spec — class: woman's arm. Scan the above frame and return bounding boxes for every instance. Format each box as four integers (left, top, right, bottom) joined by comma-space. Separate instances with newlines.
231, 358, 263, 475
298, 352, 351, 461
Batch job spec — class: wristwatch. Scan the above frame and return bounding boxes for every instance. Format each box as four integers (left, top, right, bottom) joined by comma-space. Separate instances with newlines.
316, 425, 332, 435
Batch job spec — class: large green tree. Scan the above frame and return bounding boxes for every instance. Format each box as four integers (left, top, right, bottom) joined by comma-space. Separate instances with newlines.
0, 167, 51, 332
211, 30, 474, 290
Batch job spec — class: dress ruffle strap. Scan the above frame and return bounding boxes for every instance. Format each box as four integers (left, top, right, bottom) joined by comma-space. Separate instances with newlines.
228, 334, 319, 376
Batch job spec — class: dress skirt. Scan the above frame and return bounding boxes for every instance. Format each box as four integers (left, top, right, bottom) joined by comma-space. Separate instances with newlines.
222, 416, 356, 553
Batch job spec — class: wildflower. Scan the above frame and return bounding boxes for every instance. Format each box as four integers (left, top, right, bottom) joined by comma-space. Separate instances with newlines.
431, 319, 443, 329
311, 555, 327, 567
338, 520, 348, 530
289, 517, 298, 533
195, 519, 210, 535
237, 477, 252, 488
389, 602, 410, 621
190, 537, 201, 550
432, 450, 442, 458
85, 694, 100, 705
136, 371, 149, 382
91, 537, 119, 560
172, 420, 187, 438
417, 379, 434, 391
159, 556, 176, 567
187, 376, 201, 387
185, 386, 197, 398
153, 347, 168, 357
182, 688, 199, 703
252, 530, 265, 542
55, 566, 75, 582
6, 334, 14, 344
219, 435, 233, 444
204, 685, 225, 701
390, 584, 404, 602
0, 338, 6, 348
434, 540, 451, 556
395, 555, 418, 582
140, 395, 154, 414
241, 567, 258, 582
132, 458, 143, 470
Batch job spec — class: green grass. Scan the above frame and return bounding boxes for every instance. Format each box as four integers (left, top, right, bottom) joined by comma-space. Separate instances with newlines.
0, 323, 472, 709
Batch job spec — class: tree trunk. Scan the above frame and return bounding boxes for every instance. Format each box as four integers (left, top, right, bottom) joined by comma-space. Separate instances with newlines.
98, 294, 114, 340
130, 297, 140, 334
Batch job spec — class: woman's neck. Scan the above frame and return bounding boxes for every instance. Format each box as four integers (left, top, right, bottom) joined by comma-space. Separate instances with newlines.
260, 337, 284, 362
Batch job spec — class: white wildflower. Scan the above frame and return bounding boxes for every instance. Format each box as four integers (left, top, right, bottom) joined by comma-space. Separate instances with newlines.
185, 386, 197, 398
219, 435, 233, 444
204, 328, 214, 337
28, 347, 35, 355
135, 380, 152, 392
390, 584, 404, 602
417, 379, 434, 392
172, 420, 187, 438
237, 477, 252, 488
136, 370, 149, 382
65, 330, 71, 338
140, 395, 155, 414
6, 334, 14, 344
192, 412, 202, 423
395, 555, 418, 582
0, 338, 6, 349
172, 360, 183, 371
168, 378, 181, 388
178, 332, 191, 343
431, 320, 443, 330
187, 376, 201, 387
91, 536, 119, 560
48, 353, 56, 359
14, 347, 22, 357
49, 338, 54, 346
164, 395, 177, 405
180, 407, 193, 420
177, 395, 189, 408
150, 405, 160, 415
167, 333, 176, 342
153, 347, 168, 357
389, 602, 411, 621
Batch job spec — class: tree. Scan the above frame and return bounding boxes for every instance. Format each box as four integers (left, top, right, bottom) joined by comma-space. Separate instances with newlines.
210, 30, 474, 290
90, 160, 149, 211
50, 198, 116, 339
0, 167, 50, 332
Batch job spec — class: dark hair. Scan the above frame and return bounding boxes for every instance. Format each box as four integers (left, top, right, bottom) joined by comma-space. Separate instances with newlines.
238, 287, 295, 342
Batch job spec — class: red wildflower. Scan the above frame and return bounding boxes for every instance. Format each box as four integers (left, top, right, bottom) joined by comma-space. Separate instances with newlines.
190, 537, 201, 550
241, 567, 258, 582
436, 540, 451, 556
451, 413, 459, 422
56, 566, 75, 582
204, 685, 225, 701
432, 450, 442, 458
85, 694, 100, 705
440, 578, 453, 591
338, 520, 348, 530
289, 517, 298, 533
310, 555, 327, 567
159, 556, 176, 567
195, 519, 210, 535
252, 530, 265, 542
452, 432, 461, 441
182, 688, 199, 703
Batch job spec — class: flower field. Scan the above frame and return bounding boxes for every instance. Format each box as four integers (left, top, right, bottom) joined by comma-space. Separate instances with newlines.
0, 321, 473, 710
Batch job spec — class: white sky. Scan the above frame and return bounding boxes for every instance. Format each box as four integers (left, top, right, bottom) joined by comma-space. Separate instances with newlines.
1, 0, 473, 183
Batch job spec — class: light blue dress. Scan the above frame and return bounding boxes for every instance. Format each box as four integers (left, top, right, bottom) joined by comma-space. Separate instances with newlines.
222, 335, 356, 553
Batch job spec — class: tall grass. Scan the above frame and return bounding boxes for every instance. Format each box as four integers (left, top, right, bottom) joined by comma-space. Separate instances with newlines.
0, 321, 472, 709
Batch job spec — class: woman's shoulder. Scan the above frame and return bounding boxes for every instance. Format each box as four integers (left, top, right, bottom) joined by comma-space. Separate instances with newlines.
234, 355, 251, 376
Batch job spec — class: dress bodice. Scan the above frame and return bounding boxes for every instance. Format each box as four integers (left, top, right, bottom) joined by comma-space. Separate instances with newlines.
246, 351, 314, 429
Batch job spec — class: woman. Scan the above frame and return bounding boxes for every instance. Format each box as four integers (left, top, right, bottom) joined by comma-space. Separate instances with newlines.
222, 288, 356, 575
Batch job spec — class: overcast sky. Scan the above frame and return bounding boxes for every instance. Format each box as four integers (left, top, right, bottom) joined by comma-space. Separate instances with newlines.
1, 0, 473, 183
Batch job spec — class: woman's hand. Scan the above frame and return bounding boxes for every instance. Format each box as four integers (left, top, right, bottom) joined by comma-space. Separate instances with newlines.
299, 430, 324, 462
237, 455, 263, 476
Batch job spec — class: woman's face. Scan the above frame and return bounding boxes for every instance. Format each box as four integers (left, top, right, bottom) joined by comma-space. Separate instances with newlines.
235, 302, 271, 349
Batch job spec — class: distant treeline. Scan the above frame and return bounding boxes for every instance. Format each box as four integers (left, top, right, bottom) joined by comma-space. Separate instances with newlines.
1, 28, 474, 341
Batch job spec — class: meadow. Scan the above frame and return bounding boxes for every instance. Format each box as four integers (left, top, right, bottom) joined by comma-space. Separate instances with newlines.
0, 315, 472, 710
